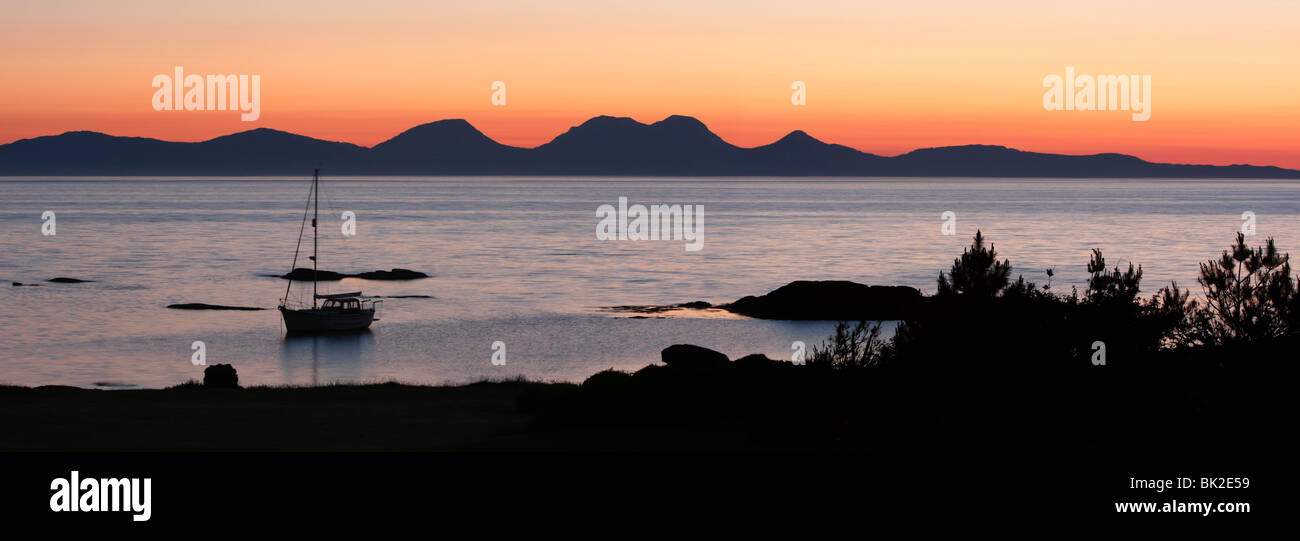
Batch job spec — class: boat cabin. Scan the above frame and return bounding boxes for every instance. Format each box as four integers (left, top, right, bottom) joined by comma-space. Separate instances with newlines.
321, 297, 363, 311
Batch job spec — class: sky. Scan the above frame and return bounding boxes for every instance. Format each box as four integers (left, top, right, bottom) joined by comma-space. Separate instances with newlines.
1, 0, 1297, 167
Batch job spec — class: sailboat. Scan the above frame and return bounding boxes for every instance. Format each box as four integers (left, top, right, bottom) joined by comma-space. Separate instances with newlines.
278, 169, 378, 334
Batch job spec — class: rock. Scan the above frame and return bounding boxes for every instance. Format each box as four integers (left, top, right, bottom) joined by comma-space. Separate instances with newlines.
167, 303, 266, 311
724, 280, 924, 320
203, 364, 239, 388
11, 282, 39, 287
47, 277, 93, 283
351, 268, 429, 280
279, 268, 349, 281
279, 268, 428, 281
599, 301, 714, 315
661, 344, 730, 372
733, 353, 779, 368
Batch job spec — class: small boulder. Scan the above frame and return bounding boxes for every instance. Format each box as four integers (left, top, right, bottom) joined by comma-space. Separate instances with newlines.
203, 364, 239, 388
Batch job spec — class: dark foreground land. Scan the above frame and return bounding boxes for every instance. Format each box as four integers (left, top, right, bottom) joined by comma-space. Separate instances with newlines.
4, 231, 1292, 459
0, 341, 1284, 457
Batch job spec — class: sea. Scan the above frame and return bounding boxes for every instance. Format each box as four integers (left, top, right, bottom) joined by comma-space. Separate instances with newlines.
1, 177, 1296, 388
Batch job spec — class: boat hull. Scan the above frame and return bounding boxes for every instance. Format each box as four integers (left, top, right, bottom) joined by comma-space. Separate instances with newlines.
279, 306, 375, 334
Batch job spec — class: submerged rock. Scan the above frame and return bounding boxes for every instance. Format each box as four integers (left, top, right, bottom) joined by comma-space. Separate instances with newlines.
11, 282, 40, 287
279, 268, 348, 281
724, 280, 924, 320
92, 381, 137, 388
351, 268, 429, 280
167, 303, 266, 311
602, 301, 713, 314
279, 268, 429, 281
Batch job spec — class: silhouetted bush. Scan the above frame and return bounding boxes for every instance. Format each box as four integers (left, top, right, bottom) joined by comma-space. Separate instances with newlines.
807, 320, 888, 370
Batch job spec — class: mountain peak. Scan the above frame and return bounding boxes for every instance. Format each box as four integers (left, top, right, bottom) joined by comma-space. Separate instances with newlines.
210, 127, 297, 140
388, 119, 483, 138
652, 115, 707, 129
368, 118, 518, 171
373, 119, 502, 151
774, 130, 818, 143
408, 118, 475, 130
578, 115, 643, 127
57, 130, 111, 137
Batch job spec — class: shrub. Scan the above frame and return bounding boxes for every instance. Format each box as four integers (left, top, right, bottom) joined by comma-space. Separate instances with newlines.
937, 230, 1012, 298
1085, 249, 1142, 306
1192, 233, 1297, 344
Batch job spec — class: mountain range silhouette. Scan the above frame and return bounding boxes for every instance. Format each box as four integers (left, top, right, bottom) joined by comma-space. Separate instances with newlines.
2, 114, 1296, 177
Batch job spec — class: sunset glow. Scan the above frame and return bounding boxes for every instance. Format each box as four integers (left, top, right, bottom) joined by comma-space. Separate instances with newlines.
2, 0, 1297, 167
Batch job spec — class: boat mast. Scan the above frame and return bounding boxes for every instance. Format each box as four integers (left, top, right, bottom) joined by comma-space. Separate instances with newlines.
282, 170, 314, 309
312, 168, 319, 309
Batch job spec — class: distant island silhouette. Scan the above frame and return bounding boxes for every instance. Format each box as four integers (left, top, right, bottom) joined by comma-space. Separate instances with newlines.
2, 114, 1298, 178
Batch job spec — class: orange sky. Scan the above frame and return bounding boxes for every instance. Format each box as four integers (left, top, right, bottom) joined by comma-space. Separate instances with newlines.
1, 0, 1297, 168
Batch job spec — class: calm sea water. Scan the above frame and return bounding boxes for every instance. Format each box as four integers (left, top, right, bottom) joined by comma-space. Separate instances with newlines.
1, 177, 1296, 388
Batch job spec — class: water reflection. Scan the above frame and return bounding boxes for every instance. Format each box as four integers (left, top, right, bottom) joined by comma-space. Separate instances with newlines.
278, 331, 374, 386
